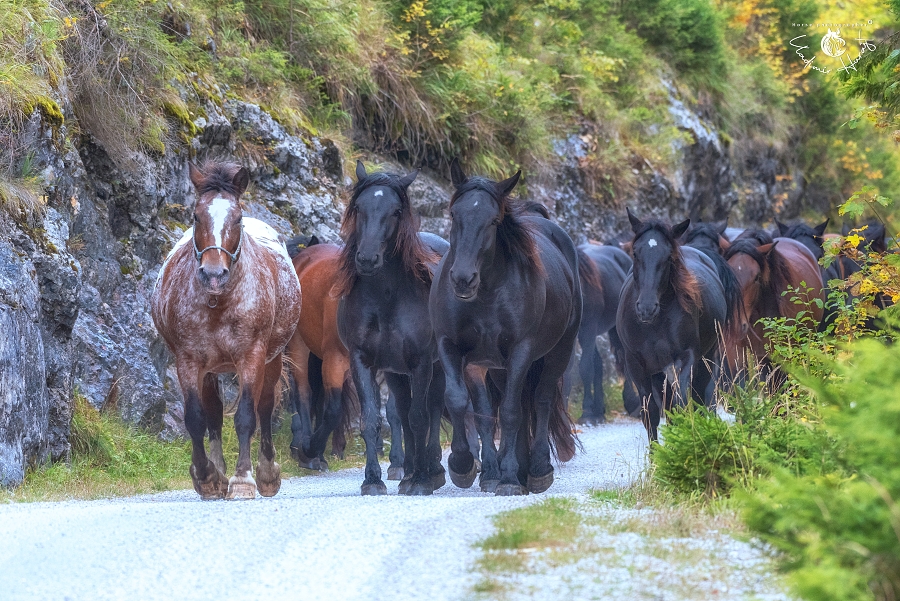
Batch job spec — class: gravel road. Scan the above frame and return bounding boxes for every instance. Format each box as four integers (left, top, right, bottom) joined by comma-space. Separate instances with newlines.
0, 421, 647, 601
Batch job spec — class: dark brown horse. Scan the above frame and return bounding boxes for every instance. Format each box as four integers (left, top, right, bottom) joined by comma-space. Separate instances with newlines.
283, 241, 358, 472
152, 162, 302, 499
431, 160, 580, 496
724, 237, 824, 376
616, 211, 732, 441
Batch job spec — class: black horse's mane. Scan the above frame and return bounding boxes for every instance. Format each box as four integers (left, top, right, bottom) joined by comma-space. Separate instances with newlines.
683, 222, 722, 248
337, 172, 437, 295
632, 220, 701, 313
725, 238, 793, 316
735, 228, 774, 246
450, 176, 543, 274
194, 161, 244, 196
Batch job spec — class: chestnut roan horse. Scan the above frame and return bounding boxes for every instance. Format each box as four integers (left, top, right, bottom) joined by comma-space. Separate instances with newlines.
152, 162, 302, 499
430, 159, 580, 496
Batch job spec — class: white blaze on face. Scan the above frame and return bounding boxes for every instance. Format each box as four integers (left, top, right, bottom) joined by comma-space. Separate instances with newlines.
647, 237, 657, 248
374, 190, 384, 197
207, 196, 232, 249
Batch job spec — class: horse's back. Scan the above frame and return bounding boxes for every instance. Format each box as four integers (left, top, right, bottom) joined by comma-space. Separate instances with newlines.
775, 237, 824, 289
419, 232, 450, 257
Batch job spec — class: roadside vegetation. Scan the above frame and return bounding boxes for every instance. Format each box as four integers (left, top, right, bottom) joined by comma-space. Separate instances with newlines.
0, 391, 366, 502
2, 0, 899, 214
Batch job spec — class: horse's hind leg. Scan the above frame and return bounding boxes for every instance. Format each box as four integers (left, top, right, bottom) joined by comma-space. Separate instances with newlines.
287, 339, 318, 469
256, 355, 283, 497
592, 345, 607, 424
385, 389, 404, 480
201, 373, 227, 476
577, 335, 597, 425
179, 361, 228, 500
227, 348, 267, 500
306, 352, 347, 471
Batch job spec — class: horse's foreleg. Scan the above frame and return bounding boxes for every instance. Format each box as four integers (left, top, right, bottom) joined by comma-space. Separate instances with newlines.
466, 366, 498, 492
437, 339, 477, 490
670, 349, 696, 409
496, 351, 532, 496
286, 339, 317, 470
403, 362, 435, 496
228, 348, 267, 500
592, 345, 607, 424
386, 373, 415, 492
201, 373, 226, 476
179, 361, 227, 500
426, 366, 447, 490
256, 355, 283, 497
350, 351, 386, 495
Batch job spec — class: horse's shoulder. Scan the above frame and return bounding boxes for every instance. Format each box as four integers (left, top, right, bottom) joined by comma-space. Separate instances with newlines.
525, 217, 577, 265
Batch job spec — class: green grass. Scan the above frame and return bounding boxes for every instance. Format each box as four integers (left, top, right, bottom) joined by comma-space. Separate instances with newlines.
479, 497, 582, 552
0, 392, 367, 503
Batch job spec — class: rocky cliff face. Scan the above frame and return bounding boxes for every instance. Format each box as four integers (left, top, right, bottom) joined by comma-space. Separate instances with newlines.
0, 78, 801, 486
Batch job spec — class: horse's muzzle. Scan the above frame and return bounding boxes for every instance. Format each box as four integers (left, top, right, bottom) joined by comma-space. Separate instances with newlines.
635, 301, 659, 324
451, 269, 479, 301
355, 252, 382, 276
198, 265, 229, 295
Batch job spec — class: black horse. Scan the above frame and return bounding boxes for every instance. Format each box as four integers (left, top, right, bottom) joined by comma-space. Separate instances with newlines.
431, 159, 580, 496
336, 162, 446, 495
616, 210, 732, 441
776, 219, 829, 262
681, 220, 744, 328
575, 242, 633, 424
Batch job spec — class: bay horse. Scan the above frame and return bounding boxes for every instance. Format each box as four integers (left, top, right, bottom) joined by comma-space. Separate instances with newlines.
430, 159, 580, 496
336, 161, 446, 496
616, 211, 732, 442
283, 240, 358, 472
151, 161, 302, 499
724, 236, 824, 377
575, 242, 633, 425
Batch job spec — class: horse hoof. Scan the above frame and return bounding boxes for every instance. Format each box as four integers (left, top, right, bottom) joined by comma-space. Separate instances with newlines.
191, 463, 228, 500
398, 475, 412, 495
315, 457, 329, 472
577, 415, 596, 426
495, 483, 528, 496
480, 478, 500, 493
431, 468, 446, 491
449, 462, 478, 489
407, 481, 434, 496
226, 475, 257, 500
295, 448, 324, 471
387, 466, 404, 481
526, 470, 554, 494
360, 481, 387, 496
256, 462, 281, 498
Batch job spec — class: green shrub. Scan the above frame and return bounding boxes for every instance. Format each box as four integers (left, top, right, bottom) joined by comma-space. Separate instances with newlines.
742, 338, 900, 601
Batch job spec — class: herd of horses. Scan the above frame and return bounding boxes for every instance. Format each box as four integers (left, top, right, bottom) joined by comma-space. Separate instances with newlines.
150, 160, 889, 500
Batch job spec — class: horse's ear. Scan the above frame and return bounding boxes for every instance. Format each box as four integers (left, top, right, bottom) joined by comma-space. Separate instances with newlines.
355, 160, 367, 182
758, 242, 777, 255
621, 240, 633, 255
496, 170, 521, 198
672, 218, 691, 240
626, 207, 642, 233
308, 235, 320, 247
715, 219, 728, 235
450, 157, 467, 188
776, 219, 789, 236
718, 236, 731, 252
813, 219, 829, 237
232, 167, 250, 197
188, 162, 204, 190
398, 169, 419, 190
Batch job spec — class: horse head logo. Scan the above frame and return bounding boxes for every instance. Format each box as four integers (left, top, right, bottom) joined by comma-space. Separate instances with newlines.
821, 28, 846, 58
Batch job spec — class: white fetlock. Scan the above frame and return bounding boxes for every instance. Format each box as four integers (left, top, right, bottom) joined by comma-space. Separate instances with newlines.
226, 474, 257, 500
